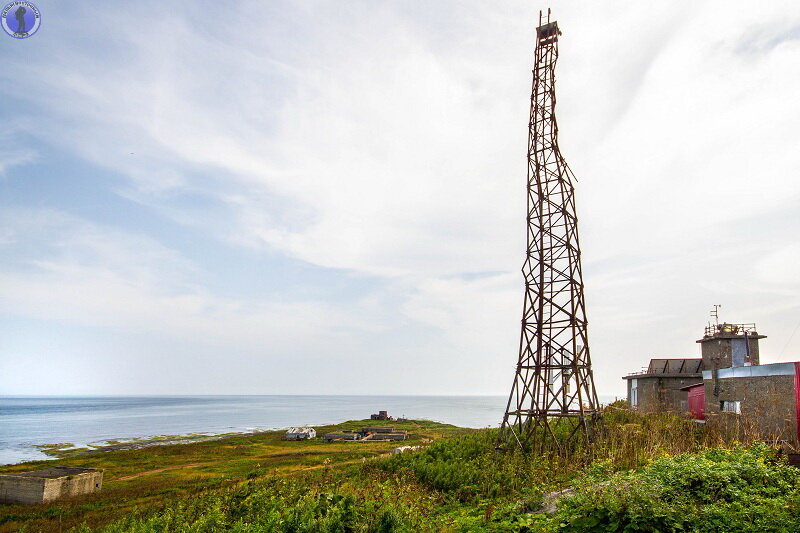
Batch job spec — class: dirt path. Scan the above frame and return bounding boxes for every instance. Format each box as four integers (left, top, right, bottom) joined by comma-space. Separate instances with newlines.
117, 446, 400, 482
116, 462, 213, 481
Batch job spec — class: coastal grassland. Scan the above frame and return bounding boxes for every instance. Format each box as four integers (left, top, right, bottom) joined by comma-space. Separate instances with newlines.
0, 419, 467, 532
3, 409, 800, 532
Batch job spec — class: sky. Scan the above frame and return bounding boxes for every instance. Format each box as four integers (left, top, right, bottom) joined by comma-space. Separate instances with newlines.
1, 1, 799, 397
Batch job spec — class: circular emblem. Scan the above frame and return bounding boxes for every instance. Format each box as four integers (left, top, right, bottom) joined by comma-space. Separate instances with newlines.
2, 1, 40, 39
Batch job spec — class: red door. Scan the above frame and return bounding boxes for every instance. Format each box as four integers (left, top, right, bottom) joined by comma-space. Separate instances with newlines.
794, 363, 800, 443
688, 384, 705, 421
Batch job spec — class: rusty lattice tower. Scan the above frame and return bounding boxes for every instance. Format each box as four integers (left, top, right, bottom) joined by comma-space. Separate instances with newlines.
501, 11, 599, 450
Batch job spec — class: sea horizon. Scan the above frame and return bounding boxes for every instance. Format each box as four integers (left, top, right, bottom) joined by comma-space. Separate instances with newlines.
0, 394, 619, 465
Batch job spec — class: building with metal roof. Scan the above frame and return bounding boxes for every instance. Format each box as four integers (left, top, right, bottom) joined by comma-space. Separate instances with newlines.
623, 357, 703, 412
284, 427, 316, 441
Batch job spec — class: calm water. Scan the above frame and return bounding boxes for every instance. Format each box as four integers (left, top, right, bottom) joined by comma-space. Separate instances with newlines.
0, 395, 507, 465
0, 395, 617, 465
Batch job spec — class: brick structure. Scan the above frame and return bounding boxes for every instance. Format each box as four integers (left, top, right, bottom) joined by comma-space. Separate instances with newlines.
0, 467, 103, 505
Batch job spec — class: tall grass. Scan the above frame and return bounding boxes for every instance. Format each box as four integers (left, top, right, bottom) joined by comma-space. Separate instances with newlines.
496, 403, 794, 470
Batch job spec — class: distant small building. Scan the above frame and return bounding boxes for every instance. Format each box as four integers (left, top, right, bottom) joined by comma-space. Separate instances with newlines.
393, 445, 420, 455
0, 467, 103, 505
285, 427, 316, 440
370, 410, 392, 420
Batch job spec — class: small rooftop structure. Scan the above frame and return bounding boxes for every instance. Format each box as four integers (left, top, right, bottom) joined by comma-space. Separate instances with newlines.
284, 427, 316, 441
698, 322, 765, 369
536, 21, 561, 43
0, 467, 103, 505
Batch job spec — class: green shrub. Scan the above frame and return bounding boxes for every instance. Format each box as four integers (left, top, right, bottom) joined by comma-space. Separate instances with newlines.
95, 479, 422, 532
376, 430, 548, 502
554, 445, 800, 533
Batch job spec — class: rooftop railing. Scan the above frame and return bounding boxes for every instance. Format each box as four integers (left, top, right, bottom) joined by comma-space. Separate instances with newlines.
703, 323, 758, 338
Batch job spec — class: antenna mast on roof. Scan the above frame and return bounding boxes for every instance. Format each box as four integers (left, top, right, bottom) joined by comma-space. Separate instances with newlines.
500, 10, 599, 452
710, 304, 722, 327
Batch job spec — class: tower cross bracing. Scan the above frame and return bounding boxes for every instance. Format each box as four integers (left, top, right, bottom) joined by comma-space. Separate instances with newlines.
501, 11, 599, 450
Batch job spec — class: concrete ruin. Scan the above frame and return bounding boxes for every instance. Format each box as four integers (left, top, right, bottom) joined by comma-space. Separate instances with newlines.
324, 427, 408, 443
0, 467, 103, 505
324, 431, 362, 442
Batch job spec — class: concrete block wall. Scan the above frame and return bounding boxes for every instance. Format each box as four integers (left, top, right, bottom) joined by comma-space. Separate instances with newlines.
0, 476, 46, 505
699, 335, 762, 371
632, 376, 699, 413
0, 469, 103, 505
42, 471, 103, 502
704, 374, 798, 442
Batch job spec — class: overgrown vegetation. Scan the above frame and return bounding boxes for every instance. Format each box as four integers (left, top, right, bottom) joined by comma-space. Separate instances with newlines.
3, 407, 799, 532
556, 445, 800, 532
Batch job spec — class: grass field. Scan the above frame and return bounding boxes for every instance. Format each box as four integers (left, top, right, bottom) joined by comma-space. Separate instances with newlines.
0, 419, 469, 532
2, 408, 800, 532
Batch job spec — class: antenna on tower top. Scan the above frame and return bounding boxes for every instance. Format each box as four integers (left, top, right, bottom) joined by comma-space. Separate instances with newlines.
538, 9, 552, 27
711, 304, 722, 327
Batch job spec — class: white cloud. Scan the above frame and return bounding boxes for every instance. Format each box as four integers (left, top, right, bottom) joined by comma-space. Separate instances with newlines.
756, 244, 800, 288
2, 1, 800, 395
0, 209, 386, 353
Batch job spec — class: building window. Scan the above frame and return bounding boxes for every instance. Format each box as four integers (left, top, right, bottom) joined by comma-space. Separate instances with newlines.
630, 379, 638, 407
720, 400, 741, 414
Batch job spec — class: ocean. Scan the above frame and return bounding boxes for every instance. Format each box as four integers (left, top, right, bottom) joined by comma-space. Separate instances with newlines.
0, 395, 617, 465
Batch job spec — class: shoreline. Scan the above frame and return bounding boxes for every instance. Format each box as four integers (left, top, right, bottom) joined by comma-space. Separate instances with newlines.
5, 416, 458, 466
0, 395, 516, 466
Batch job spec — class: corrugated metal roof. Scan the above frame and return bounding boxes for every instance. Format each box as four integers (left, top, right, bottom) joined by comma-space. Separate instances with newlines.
647, 358, 702, 374
702, 362, 798, 380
